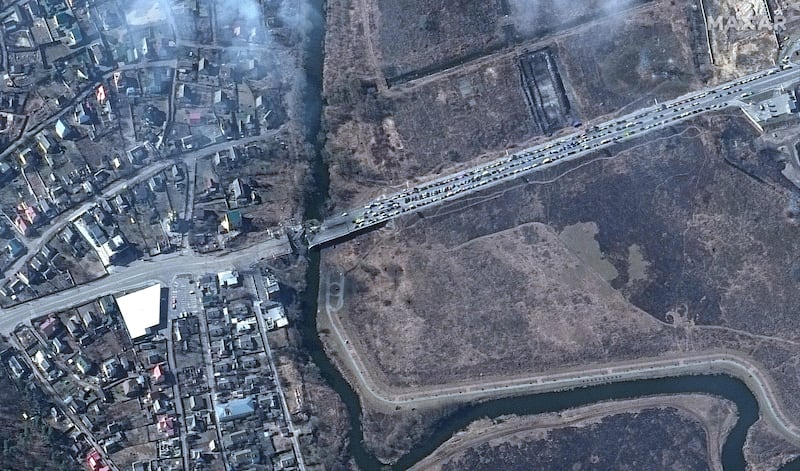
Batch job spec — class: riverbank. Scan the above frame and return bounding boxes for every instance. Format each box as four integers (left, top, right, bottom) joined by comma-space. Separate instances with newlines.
294, 0, 800, 469
316, 263, 800, 447
409, 394, 738, 471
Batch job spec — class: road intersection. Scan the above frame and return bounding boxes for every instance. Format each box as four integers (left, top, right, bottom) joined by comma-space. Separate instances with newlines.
4, 60, 800, 454
0, 235, 292, 333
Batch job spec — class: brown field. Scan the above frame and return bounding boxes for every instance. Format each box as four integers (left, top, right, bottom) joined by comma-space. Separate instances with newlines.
705, 0, 778, 80
745, 418, 800, 470
323, 0, 712, 210
319, 113, 800, 458
374, 0, 505, 79
414, 394, 737, 471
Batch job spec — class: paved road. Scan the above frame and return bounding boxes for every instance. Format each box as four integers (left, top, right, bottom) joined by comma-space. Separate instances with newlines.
309, 63, 800, 247
319, 272, 800, 448
249, 272, 306, 471
0, 235, 292, 333
7, 134, 273, 279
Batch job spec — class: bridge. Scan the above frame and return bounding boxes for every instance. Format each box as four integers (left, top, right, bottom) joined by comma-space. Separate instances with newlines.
308, 63, 800, 248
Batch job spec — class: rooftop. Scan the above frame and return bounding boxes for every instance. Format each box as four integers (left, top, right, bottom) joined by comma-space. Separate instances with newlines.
115, 284, 162, 339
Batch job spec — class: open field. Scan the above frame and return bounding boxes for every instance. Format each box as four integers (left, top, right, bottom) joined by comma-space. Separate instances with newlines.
705, 0, 778, 79
323, 0, 713, 210
440, 408, 711, 470
745, 418, 800, 470
374, 0, 505, 79
319, 113, 800, 458
555, 2, 712, 119
412, 394, 737, 471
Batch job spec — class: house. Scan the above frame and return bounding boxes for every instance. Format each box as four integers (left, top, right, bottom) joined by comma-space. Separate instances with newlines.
141, 37, 151, 56
148, 173, 166, 192
221, 210, 242, 232
6, 238, 26, 258
33, 350, 52, 372
147, 353, 162, 365
188, 395, 206, 411
75, 355, 94, 375
122, 379, 140, 397
153, 399, 169, 414
53, 11, 74, 27
214, 397, 256, 422
36, 133, 58, 154
274, 451, 296, 469
86, 450, 103, 470
98, 295, 117, 314
41, 244, 58, 260
17, 147, 38, 167
61, 225, 77, 244
7, 356, 28, 379
54, 118, 72, 139
80, 309, 97, 329
16, 265, 40, 286
157, 415, 175, 436
240, 356, 258, 369
66, 315, 84, 337
101, 358, 121, 378
171, 165, 184, 182
217, 270, 239, 288
232, 448, 259, 466
228, 178, 251, 205
186, 414, 205, 432
52, 337, 71, 354
152, 363, 166, 384
67, 25, 83, 47
13, 215, 30, 236
40, 316, 62, 338
74, 103, 91, 125
29, 255, 47, 275
222, 429, 248, 448
127, 145, 147, 164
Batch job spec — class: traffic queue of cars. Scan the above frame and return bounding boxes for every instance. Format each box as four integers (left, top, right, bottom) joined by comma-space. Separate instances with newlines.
346, 65, 796, 230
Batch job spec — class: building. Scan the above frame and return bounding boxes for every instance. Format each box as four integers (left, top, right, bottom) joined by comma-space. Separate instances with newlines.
72, 214, 129, 266
54, 118, 72, 139
86, 450, 103, 471
221, 210, 242, 232
217, 270, 239, 288
39, 316, 62, 338
157, 415, 175, 436
188, 395, 206, 411
152, 363, 166, 384
214, 397, 256, 423
6, 238, 26, 259
7, 356, 28, 379
232, 448, 259, 466
122, 378, 140, 397
114, 283, 162, 340
229, 178, 252, 205
75, 355, 94, 375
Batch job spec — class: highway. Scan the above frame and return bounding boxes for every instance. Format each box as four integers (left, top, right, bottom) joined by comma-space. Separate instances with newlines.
308, 62, 800, 247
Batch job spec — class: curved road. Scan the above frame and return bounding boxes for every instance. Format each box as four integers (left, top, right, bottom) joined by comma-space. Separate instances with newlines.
320, 272, 800, 448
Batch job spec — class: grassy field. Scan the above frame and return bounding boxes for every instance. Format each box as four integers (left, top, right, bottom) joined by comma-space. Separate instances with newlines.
323, 0, 711, 211
320, 113, 800, 460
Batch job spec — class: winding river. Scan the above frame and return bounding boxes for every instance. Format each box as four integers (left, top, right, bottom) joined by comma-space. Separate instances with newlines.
297, 1, 800, 469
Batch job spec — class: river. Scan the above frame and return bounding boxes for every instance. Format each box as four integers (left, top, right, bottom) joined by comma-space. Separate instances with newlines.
296, 1, 800, 470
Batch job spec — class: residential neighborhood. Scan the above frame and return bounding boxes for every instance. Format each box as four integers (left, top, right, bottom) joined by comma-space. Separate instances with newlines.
5, 265, 300, 471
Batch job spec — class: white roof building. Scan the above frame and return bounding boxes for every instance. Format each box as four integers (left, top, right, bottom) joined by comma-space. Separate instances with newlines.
218, 270, 239, 288
115, 284, 162, 340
